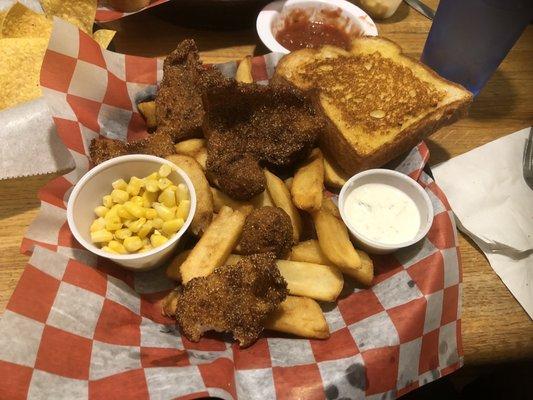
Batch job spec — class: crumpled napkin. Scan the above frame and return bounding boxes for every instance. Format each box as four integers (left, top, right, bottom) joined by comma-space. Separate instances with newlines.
0, 98, 74, 180
433, 127, 533, 319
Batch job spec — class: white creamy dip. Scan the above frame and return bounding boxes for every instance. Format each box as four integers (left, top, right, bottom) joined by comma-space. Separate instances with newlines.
344, 183, 420, 245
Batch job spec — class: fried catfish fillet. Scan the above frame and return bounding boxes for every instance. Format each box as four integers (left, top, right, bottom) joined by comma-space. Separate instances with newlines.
89, 132, 176, 165
155, 39, 225, 142
202, 77, 323, 201
174, 253, 288, 347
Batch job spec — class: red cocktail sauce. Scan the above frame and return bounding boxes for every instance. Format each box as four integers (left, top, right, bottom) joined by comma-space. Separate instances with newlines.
275, 8, 360, 51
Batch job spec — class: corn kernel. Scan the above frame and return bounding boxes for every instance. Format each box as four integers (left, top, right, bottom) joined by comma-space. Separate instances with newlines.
118, 205, 134, 219
102, 246, 118, 254
129, 217, 146, 233
139, 246, 153, 253
158, 187, 176, 207
137, 220, 153, 239
102, 195, 113, 208
90, 217, 106, 232
150, 233, 168, 248
126, 182, 141, 196
145, 208, 157, 219
106, 204, 121, 219
108, 240, 127, 254
176, 183, 189, 202
159, 164, 172, 178
111, 189, 129, 204
162, 218, 184, 235
112, 178, 128, 190
124, 202, 145, 218
105, 216, 122, 231
114, 228, 132, 240
93, 206, 108, 218
123, 236, 143, 252
158, 177, 172, 191
130, 195, 144, 206
145, 179, 159, 193
146, 172, 158, 181
153, 202, 174, 221
141, 191, 157, 207
176, 200, 190, 220
91, 229, 113, 243
130, 176, 144, 187
127, 177, 143, 196
142, 237, 150, 247
152, 217, 164, 229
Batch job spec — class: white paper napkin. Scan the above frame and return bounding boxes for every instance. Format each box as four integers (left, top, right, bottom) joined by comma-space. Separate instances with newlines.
433, 127, 533, 319
0, 98, 74, 180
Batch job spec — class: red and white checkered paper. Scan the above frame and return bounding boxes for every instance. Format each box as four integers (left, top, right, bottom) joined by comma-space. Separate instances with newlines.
1, 19, 463, 400
96, 0, 169, 22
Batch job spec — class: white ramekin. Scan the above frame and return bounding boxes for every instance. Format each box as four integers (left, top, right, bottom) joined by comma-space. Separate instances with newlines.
257, 0, 378, 54
67, 154, 196, 270
338, 169, 434, 254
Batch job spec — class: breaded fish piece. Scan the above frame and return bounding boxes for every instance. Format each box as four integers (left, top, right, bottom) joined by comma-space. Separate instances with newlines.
89, 132, 176, 165
155, 39, 224, 142
202, 77, 323, 201
174, 253, 288, 347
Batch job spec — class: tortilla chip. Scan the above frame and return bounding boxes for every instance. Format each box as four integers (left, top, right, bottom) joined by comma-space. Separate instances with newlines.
2, 3, 52, 38
0, 37, 47, 110
93, 29, 116, 49
0, 10, 7, 38
40, 0, 96, 34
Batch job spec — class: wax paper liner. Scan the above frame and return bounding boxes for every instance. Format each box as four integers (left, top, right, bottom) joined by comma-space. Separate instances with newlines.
96, 0, 168, 22
0, 19, 463, 400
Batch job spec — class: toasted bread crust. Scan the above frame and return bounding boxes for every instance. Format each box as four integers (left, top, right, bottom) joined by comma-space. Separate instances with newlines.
273, 37, 473, 174
317, 95, 471, 174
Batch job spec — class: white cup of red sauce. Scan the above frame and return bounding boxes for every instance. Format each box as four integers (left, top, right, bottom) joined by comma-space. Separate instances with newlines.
257, 0, 378, 54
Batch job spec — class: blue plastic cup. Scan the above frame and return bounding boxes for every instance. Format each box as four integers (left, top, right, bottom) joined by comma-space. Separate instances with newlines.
421, 0, 532, 95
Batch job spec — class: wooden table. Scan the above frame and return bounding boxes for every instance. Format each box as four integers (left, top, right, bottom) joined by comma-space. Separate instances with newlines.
0, 0, 531, 370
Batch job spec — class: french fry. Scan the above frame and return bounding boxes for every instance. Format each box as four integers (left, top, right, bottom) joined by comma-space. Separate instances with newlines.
276, 260, 343, 302
313, 210, 373, 286
357, 249, 374, 277
225, 255, 342, 302
174, 138, 206, 158
285, 177, 293, 191
211, 187, 254, 216
195, 146, 208, 170
322, 193, 341, 219
166, 250, 191, 281
264, 169, 302, 243
251, 190, 274, 208
265, 296, 329, 339
180, 206, 246, 284
289, 239, 330, 265
225, 254, 242, 265
161, 289, 179, 318
323, 155, 349, 189
166, 154, 214, 236
290, 240, 373, 278
235, 56, 253, 83
137, 101, 157, 130
291, 149, 324, 213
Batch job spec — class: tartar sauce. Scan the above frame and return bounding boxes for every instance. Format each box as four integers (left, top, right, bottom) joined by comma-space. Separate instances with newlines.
344, 183, 420, 245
